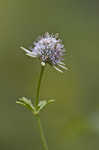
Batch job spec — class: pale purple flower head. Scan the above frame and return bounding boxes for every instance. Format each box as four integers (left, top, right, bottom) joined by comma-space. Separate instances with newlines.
21, 32, 67, 72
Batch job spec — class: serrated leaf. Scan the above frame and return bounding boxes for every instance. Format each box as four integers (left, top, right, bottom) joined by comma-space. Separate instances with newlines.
16, 97, 36, 112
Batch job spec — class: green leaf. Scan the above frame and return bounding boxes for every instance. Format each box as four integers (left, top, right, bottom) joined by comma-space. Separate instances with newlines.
38, 100, 47, 111
16, 97, 36, 112
37, 99, 55, 113
47, 99, 55, 104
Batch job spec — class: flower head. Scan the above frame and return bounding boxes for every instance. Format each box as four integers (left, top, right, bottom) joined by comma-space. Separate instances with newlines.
21, 32, 67, 72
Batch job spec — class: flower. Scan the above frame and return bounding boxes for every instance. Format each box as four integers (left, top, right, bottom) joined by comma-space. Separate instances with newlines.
21, 32, 67, 72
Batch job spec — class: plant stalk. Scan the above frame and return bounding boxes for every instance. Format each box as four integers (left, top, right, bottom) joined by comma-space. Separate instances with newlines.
35, 66, 45, 106
35, 65, 49, 150
37, 115, 48, 150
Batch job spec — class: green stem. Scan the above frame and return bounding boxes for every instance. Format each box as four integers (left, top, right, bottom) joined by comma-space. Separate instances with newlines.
37, 115, 48, 150
35, 66, 45, 106
35, 65, 49, 150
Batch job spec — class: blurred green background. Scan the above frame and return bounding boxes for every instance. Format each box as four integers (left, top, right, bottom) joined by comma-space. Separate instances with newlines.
0, 0, 99, 150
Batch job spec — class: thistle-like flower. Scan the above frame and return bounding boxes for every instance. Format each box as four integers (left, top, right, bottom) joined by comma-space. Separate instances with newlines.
21, 32, 67, 72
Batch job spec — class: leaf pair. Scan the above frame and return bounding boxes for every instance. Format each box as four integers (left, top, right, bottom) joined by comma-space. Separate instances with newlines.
16, 97, 55, 115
